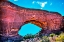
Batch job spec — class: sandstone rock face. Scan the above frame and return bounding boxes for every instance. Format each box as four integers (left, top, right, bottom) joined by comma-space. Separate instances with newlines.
62, 16, 64, 28
0, 1, 63, 38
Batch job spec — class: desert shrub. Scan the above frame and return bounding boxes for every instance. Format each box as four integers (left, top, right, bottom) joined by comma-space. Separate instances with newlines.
55, 32, 64, 42
41, 36, 50, 42
50, 33, 55, 37
23, 34, 35, 39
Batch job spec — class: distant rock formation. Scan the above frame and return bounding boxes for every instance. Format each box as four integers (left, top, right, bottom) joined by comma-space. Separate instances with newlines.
0, 0, 64, 41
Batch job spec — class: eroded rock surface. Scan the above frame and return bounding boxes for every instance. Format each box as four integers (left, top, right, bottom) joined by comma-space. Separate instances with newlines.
0, 0, 63, 39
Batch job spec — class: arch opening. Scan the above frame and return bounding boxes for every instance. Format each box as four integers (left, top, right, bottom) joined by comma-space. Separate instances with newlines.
18, 20, 43, 37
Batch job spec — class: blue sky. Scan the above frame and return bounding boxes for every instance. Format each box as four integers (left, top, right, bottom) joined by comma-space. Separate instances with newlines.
8, 0, 64, 36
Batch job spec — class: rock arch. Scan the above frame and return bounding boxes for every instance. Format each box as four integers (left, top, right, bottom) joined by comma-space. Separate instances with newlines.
18, 20, 48, 35
23, 20, 43, 28
0, 0, 63, 41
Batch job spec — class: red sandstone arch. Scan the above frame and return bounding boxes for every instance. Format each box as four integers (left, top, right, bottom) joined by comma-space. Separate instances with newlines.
0, 0, 63, 40
18, 20, 48, 35
23, 20, 43, 28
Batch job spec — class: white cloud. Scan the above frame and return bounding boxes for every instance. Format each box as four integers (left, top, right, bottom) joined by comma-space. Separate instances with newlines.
14, 0, 18, 1
36, 1, 47, 8
32, 1, 35, 4
41, 2, 47, 7
32, 1, 47, 9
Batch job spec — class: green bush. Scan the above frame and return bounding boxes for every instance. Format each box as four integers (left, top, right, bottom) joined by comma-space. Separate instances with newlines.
50, 33, 55, 37
41, 36, 50, 42
23, 34, 35, 39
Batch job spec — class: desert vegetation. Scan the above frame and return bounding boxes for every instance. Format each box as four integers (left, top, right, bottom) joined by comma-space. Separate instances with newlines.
21, 32, 64, 42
